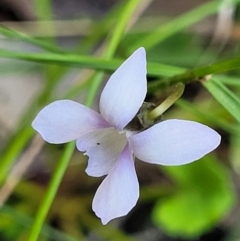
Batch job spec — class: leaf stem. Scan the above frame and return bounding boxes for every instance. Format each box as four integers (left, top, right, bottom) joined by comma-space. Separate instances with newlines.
148, 83, 185, 119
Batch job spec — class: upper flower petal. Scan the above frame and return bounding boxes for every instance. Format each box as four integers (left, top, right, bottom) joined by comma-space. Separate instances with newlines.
76, 127, 128, 177
128, 119, 221, 166
92, 144, 139, 225
99, 47, 147, 131
32, 100, 110, 144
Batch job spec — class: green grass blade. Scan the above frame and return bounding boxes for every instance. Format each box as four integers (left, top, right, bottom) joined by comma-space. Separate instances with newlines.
78, 1, 125, 54
130, 0, 233, 51
0, 127, 34, 184
103, 0, 142, 59
148, 56, 240, 89
202, 78, 240, 124
33, 0, 55, 45
85, 0, 142, 106
0, 25, 66, 54
176, 99, 240, 137
33, 0, 53, 21
217, 75, 240, 87
2, 49, 240, 82
0, 65, 62, 185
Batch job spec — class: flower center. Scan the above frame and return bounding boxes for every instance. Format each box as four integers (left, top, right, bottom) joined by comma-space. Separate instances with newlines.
125, 83, 185, 132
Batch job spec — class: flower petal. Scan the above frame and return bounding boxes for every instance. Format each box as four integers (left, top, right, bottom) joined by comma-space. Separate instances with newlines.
128, 119, 221, 166
76, 127, 128, 177
32, 100, 109, 144
99, 47, 147, 131
92, 144, 139, 224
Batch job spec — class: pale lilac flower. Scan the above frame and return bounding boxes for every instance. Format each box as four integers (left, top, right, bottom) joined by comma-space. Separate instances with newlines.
32, 48, 221, 224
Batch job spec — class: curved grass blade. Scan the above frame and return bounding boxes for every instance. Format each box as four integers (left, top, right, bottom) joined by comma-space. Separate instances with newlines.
202, 77, 240, 124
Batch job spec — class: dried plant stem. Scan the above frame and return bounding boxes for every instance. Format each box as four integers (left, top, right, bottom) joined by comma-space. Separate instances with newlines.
0, 135, 43, 206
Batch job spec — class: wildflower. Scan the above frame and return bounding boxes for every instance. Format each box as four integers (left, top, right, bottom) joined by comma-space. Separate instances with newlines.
32, 48, 221, 224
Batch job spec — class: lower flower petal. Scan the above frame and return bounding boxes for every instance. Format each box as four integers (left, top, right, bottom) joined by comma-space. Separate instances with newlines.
76, 127, 128, 177
32, 100, 109, 144
92, 144, 139, 225
128, 119, 221, 166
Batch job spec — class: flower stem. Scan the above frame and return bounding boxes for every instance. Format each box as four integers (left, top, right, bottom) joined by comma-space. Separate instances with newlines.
27, 141, 75, 241
85, 0, 141, 106
148, 82, 185, 120
27, 1, 142, 241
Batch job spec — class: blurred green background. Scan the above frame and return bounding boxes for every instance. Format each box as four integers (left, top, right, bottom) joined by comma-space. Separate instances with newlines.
0, 0, 240, 240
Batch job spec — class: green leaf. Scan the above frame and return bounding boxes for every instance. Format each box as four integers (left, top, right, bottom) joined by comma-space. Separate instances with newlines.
152, 155, 235, 238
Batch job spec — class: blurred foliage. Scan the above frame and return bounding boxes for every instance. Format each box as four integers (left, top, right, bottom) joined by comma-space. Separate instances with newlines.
152, 155, 235, 238
0, 0, 240, 241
